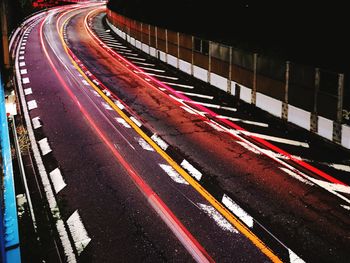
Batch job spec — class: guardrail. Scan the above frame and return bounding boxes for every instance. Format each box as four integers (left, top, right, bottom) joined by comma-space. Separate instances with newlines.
0, 74, 21, 262
106, 10, 350, 150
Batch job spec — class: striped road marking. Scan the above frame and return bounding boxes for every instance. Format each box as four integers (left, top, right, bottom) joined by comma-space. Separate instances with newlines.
49, 168, 66, 194
67, 210, 91, 255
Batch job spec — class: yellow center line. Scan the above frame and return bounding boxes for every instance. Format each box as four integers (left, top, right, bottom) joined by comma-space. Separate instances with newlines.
58, 7, 282, 263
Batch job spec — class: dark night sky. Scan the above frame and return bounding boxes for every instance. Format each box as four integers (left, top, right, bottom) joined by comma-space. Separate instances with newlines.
107, 1, 348, 73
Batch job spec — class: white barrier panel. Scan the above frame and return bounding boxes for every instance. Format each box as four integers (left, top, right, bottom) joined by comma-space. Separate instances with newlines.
130, 37, 136, 46
230, 81, 237, 96
167, 54, 178, 68
141, 43, 149, 54
150, 47, 156, 57
210, 72, 227, 92
193, 65, 208, 82
135, 40, 141, 49
341, 124, 350, 149
159, 51, 166, 62
240, 85, 251, 103
317, 116, 333, 141
179, 59, 191, 75
256, 92, 282, 117
288, 105, 311, 130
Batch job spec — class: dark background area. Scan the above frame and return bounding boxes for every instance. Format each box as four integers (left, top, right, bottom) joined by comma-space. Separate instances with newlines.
107, 0, 348, 74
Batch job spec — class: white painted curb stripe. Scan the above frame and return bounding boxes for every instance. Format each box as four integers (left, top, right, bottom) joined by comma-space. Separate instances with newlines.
288, 248, 306, 263
49, 168, 66, 194
15, 21, 77, 262
151, 134, 168, 151
38, 138, 52, 156
27, 100, 37, 110
222, 194, 253, 228
22, 77, 30, 84
180, 159, 202, 181
32, 116, 42, 129
24, 88, 32, 95
130, 116, 142, 127
67, 210, 91, 255
114, 100, 125, 110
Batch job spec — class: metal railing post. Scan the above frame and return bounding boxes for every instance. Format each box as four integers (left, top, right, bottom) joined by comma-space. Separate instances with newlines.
333, 73, 344, 143
310, 68, 320, 133
251, 53, 258, 105
282, 61, 290, 121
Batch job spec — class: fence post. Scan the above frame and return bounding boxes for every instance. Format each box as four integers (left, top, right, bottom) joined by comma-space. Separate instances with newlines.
282, 61, 290, 121
208, 41, 211, 83
140, 22, 143, 44
191, 36, 194, 76
155, 26, 158, 58
333, 73, 344, 143
310, 68, 320, 133
227, 46, 232, 94
165, 29, 168, 63
251, 53, 258, 105
177, 32, 180, 69
148, 24, 151, 54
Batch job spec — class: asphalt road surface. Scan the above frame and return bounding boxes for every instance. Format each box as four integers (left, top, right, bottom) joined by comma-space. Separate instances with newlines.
13, 3, 350, 263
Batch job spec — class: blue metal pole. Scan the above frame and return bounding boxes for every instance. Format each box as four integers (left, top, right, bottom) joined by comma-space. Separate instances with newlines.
0, 73, 21, 262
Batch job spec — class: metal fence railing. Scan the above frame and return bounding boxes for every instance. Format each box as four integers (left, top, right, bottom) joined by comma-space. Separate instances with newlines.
106, 10, 349, 147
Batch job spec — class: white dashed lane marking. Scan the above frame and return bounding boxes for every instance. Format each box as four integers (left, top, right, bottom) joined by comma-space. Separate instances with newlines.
24, 88, 32, 95
115, 117, 131, 128
27, 100, 37, 110
159, 164, 189, 185
22, 77, 30, 84
198, 203, 238, 233
137, 137, 154, 151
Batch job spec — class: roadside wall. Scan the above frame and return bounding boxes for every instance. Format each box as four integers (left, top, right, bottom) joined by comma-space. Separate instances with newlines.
106, 9, 350, 150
